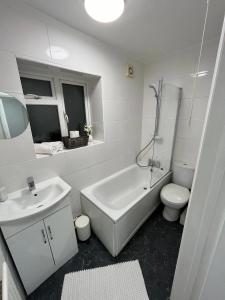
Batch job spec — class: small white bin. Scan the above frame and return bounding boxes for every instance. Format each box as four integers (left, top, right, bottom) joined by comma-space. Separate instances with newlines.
75, 215, 91, 241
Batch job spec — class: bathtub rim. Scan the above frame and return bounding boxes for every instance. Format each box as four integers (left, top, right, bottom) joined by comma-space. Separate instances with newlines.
81, 165, 171, 222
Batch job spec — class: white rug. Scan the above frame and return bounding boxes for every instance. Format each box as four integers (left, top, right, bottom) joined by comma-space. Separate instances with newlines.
61, 260, 149, 300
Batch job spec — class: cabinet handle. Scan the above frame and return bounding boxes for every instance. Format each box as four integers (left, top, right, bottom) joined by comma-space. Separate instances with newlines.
47, 226, 53, 240
41, 229, 47, 244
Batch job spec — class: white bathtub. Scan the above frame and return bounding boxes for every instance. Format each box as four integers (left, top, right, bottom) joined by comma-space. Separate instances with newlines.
81, 165, 171, 256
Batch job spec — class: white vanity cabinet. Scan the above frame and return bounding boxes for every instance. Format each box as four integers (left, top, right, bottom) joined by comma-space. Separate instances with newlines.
43, 206, 77, 266
2, 203, 78, 295
6, 219, 54, 294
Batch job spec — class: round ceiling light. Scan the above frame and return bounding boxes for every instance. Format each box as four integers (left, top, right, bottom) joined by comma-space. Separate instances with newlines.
84, 0, 125, 23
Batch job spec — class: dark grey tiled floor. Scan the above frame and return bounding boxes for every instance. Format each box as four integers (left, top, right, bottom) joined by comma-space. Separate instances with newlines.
28, 206, 183, 300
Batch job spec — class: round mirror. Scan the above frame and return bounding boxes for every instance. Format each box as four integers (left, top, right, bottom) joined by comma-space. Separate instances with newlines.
0, 92, 29, 139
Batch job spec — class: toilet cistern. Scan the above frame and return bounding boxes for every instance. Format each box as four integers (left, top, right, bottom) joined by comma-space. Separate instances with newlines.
27, 176, 36, 192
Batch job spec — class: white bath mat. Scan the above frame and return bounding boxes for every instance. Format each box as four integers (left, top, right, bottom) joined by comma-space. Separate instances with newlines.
61, 260, 149, 300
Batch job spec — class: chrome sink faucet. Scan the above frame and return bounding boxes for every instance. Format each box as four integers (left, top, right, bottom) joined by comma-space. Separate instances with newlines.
27, 176, 36, 192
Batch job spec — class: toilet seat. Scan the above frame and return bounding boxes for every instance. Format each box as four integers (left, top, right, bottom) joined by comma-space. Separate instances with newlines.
160, 183, 190, 209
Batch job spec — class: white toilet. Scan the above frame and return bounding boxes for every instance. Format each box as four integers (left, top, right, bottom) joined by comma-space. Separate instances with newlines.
160, 161, 194, 221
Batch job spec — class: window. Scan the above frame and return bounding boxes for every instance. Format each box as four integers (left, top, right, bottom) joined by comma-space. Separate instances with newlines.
20, 73, 90, 143
20, 74, 55, 100
26, 105, 61, 143
61, 81, 88, 136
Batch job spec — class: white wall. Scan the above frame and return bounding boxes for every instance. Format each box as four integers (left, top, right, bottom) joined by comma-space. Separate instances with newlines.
0, 0, 144, 217
142, 37, 219, 166
199, 215, 225, 300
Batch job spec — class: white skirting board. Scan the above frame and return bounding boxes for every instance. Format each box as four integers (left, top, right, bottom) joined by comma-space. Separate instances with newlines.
61, 260, 149, 300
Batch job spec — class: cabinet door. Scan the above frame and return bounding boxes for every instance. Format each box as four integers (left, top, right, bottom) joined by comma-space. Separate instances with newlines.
7, 221, 54, 295
44, 206, 78, 267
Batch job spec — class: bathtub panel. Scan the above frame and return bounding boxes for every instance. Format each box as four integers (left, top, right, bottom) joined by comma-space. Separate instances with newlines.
81, 195, 116, 255
116, 172, 171, 255
116, 195, 159, 256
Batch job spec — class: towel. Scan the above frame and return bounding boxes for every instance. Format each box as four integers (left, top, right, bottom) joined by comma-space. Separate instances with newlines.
34, 143, 59, 155
42, 141, 64, 151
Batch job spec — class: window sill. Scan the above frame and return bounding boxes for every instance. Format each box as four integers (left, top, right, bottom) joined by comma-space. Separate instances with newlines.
35, 140, 104, 159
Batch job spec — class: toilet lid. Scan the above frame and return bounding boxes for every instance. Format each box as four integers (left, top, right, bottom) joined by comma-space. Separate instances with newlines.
161, 183, 190, 205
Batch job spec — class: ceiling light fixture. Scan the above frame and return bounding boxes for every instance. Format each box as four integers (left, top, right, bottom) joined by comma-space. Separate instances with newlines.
84, 0, 125, 23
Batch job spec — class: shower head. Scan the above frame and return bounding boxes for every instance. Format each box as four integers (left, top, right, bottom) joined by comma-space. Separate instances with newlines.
149, 84, 158, 98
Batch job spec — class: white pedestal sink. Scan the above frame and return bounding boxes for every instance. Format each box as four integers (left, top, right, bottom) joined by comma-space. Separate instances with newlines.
0, 177, 78, 295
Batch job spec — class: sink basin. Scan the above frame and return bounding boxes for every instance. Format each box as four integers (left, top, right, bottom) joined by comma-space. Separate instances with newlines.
0, 177, 71, 224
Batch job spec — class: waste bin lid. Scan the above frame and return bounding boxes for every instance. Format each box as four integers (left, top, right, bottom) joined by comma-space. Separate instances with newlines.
75, 215, 89, 228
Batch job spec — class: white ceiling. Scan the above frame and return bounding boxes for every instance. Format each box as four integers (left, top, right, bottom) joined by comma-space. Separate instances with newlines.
22, 0, 225, 63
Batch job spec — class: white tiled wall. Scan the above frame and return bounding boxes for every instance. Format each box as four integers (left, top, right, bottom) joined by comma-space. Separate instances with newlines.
142, 37, 219, 166
0, 0, 144, 216
0, 0, 219, 210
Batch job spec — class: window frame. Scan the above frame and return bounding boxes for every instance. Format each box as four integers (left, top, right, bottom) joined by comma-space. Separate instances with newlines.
59, 78, 92, 129
20, 72, 91, 140
20, 72, 56, 101
26, 103, 62, 143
